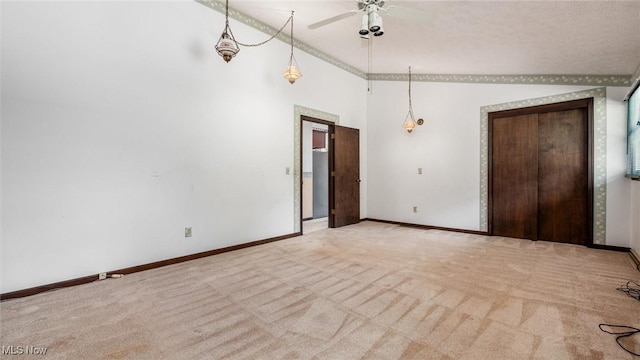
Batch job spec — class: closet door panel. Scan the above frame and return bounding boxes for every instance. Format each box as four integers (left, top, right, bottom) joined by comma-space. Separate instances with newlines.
537, 109, 588, 244
491, 114, 539, 240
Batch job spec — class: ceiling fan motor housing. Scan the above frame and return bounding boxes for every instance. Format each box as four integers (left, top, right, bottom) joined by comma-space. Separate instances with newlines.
358, 0, 385, 10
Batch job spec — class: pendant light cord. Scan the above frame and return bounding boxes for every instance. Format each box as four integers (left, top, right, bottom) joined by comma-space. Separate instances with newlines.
408, 66, 414, 116
224, 0, 230, 29
368, 37, 373, 92
289, 11, 295, 65
224, 0, 293, 48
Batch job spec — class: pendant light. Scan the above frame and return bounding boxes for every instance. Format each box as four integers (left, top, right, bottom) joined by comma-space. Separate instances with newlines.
402, 66, 424, 133
215, 0, 240, 62
283, 11, 302, 84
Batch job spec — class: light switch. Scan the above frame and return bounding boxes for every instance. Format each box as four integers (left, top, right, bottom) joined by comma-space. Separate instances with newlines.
286, 167, 290, 175
418, 168, 423, 175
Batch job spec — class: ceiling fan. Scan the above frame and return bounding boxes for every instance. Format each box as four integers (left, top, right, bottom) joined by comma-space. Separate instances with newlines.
308, 0, 429, 38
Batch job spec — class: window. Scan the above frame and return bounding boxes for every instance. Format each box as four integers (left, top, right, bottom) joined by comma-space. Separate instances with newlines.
627, 81, 640, 179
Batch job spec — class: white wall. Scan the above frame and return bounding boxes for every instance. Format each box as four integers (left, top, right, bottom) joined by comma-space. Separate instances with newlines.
302, 122, 313, 173
0, 1, 367, 293
605, 87, 632, 247
632, 181, 640, 256
367, 81, 631, 247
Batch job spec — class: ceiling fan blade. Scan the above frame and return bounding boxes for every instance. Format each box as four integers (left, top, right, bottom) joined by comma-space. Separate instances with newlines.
383, 5, 433, 23
308, 10, 359, 30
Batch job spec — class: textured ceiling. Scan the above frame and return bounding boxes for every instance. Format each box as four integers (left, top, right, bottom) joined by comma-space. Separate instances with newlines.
222, 0, 640, 76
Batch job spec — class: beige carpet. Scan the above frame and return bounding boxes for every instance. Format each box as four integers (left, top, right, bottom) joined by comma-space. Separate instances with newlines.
1, 221, 639, 359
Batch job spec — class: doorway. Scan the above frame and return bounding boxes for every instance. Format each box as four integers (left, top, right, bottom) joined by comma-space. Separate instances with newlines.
300, 116, 361, 234
302, 121, 329, 234
488, 98, 593, 245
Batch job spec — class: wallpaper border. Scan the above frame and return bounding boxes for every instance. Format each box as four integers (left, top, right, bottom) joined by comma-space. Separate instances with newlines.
479, 87, 607, 245
632, 62, 640, 83
369, 74, 632, 86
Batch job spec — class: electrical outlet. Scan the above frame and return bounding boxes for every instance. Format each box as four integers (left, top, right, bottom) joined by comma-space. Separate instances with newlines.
418, 168, 423, 175
413, 206, 418, 213
98, 272, 107, 280
185, 227, 192, 237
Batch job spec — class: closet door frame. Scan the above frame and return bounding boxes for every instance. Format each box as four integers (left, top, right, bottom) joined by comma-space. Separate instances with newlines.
487, 98, 594, 246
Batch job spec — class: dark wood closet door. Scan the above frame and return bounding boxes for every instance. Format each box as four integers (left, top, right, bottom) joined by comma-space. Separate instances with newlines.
489, 98, 592, 246
537, 109, 588, 244
491, 114, 539, 240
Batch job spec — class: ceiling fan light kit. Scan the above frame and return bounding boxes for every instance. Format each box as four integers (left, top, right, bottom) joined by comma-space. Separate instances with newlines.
362, 4, 384, 37
309, 0, 396, 38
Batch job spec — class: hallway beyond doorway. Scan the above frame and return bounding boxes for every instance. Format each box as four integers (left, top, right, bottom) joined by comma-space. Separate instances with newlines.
303, 217, 328, 234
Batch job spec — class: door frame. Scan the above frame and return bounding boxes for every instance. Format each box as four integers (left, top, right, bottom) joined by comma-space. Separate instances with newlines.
300, 115, 336, 232
487, 98, 594, 245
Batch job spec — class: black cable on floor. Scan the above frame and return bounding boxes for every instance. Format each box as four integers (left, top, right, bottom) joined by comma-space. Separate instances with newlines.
617, 281, 640, 301
599, 324, 640, 357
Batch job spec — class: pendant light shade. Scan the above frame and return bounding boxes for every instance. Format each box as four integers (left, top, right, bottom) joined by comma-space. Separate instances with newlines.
284, 63, 302, 84
369, 11, 382, 32
359, 14, 369, 36
403, 110, 417, 133
216, 32, 239, 63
